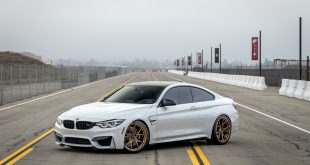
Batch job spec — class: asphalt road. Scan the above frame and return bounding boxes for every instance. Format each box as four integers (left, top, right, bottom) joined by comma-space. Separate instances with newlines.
0, 71, 309, 165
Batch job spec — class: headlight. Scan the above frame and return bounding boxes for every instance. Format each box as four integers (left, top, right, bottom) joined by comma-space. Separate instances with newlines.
95, 119, 125, 128
56, 117, 63, 125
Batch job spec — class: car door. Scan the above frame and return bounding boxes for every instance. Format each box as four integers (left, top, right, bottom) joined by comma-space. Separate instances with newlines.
155, 86, 201, 142
190, 87, 216, 136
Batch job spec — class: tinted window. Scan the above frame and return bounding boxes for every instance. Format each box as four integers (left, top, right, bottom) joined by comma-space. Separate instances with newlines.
163, 87, 192, 105
104, 85, 165, 104
191, 87, 214, 102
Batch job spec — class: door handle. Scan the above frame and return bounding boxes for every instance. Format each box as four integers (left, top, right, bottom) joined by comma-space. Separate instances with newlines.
190, 106, 197, 110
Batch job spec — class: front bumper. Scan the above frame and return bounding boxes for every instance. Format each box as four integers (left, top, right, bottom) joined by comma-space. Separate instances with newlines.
55, 122, 126, 149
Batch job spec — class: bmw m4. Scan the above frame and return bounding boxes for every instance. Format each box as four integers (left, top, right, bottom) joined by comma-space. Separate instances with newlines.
55, 81, 239, 152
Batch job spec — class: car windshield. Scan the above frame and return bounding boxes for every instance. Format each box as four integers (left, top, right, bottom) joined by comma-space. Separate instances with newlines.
104, 85, 165, 104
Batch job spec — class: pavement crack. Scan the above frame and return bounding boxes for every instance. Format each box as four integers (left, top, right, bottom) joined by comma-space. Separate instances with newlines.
33, 128, 47, 136
154, 149, 160, 165
6, 138, 26, 152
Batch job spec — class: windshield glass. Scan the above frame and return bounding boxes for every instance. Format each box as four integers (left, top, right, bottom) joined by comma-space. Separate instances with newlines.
104, 85, 165, 104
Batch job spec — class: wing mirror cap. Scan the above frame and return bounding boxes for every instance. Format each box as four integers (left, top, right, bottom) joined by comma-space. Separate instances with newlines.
161, 99, 176, 107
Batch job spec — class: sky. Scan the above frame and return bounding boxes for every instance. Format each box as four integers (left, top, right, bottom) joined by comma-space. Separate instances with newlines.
0, 0, 309, 65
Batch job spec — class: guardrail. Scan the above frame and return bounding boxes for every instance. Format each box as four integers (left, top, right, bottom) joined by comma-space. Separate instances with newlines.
279, 79, 310, 101
168, 70, 267, 91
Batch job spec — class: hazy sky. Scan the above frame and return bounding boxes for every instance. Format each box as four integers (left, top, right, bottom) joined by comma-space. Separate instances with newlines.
0, 0, 309, 64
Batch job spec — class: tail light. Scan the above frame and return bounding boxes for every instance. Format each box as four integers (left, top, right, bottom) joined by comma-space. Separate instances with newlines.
232, 102, 238, 110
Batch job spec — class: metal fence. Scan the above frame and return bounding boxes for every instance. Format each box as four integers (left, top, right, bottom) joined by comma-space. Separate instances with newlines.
0, 64, 130, 105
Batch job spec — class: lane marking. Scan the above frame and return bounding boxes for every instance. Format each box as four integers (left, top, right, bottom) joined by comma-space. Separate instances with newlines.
165, 72, 310, 134
236, 103, 310, 134
186, 148, 200, 165
192, 142, 211, 165
159, 72, 183, 82
6, 148, 33, 165
151, 71, 158, 81
96, 73, 139, 101
0, 128, 55, 165
0, 73, 136, 112
0, 73, 140, 164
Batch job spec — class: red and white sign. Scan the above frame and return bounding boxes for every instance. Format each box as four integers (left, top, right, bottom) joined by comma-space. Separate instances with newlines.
197, 53, 202, 64
252, 37, 259, 60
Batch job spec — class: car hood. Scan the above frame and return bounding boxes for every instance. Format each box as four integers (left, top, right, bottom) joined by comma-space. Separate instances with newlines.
61, 102, 152, 121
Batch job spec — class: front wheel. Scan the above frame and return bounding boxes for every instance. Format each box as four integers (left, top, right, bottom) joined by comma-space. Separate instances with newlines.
123, 121, 149, 152
209, 115, 232, 145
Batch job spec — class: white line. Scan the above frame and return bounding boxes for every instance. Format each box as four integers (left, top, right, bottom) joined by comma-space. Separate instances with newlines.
236, 103, 310, 134
0, 73, 136, 112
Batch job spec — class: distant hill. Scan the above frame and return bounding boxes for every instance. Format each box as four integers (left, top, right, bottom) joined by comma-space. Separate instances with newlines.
0, 51, 45, 64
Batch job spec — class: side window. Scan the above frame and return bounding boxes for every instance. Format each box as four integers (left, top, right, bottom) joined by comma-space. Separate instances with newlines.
191, 87, 214, 102
163, 87, 192, 105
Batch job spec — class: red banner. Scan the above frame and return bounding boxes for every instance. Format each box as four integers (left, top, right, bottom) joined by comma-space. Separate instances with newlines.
197, 53, 202, 64
252, 37, 259, 60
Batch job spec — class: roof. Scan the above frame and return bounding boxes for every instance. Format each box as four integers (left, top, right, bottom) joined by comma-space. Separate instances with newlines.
128, 81, 181, 87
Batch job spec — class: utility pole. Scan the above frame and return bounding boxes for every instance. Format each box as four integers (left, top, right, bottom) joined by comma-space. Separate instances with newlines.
299, 17, 302, 80
201, 49, 204, 72
307, 56, 309, 81
191, 53, 193, 71
219, 44, 222, 73
259, 30, 262, 76
211, 47, 213, 72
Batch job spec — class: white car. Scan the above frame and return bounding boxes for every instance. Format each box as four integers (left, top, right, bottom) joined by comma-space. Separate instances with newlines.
55, 81, 239, 152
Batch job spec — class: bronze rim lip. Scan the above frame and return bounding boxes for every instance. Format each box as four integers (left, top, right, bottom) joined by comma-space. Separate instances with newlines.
216, 116, 231, 143
124, 122, 147, 152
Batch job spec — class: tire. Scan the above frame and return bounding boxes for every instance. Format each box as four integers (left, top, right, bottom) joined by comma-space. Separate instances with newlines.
209, 115, 232, 145
123, 121, 149, 152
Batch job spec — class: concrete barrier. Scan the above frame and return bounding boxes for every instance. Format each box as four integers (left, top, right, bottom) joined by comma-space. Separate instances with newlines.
251, 77, 259, 89
168, 70, 267, 91
168, 70, 184, 75
286, 80, 298, 97
303, 81, 310, 101
246, 76, 254, 88
241, 76, 250, 87
279, 79, 289, 96
256, 77, 268, 90
240, 76, 246, 86
294, 80, 307, 99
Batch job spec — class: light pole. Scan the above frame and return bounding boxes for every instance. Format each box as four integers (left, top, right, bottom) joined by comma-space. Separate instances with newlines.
299, 17, 302, 80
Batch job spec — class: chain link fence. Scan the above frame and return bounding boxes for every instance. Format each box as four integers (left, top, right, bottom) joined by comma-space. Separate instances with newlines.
0, 64, 130, 105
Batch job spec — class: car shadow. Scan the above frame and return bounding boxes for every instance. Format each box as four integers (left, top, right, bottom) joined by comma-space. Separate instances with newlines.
56, 139, 213, 154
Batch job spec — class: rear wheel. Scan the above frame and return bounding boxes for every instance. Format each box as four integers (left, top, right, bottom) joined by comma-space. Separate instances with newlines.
209, 115, 231, 145
123, 121, 149, 152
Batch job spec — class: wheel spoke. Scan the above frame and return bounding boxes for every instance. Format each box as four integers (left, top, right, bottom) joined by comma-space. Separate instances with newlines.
124, 122, 147, 152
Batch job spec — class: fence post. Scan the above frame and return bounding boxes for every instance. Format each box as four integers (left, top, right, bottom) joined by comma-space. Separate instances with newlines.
68, 67, 70, 88
307, 56, 309, 81
53, 67, 55, 91
19, 64, 21, 98
28, 64, 31, 97
43, 64, 45, 93
10, 64, 12, 99
35, 64, 37, 95
0, 64, 3, 105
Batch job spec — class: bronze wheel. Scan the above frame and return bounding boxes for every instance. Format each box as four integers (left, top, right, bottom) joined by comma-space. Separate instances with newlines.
124, 121, 149, 152
210, 115, 231, 145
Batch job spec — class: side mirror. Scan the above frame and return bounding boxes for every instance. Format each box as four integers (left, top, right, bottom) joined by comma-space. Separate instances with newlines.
161, 99, 176, 107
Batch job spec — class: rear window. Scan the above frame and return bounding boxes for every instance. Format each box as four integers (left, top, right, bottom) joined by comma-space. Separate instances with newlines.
191, 87, 214, 102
